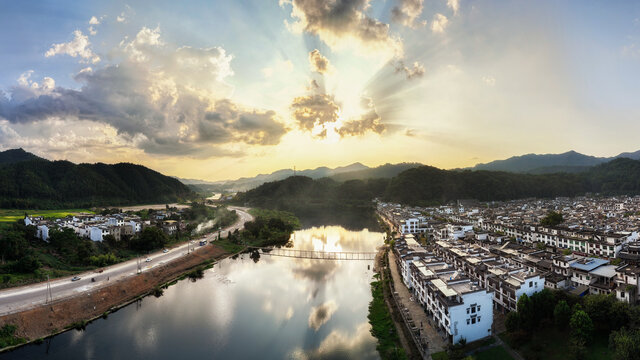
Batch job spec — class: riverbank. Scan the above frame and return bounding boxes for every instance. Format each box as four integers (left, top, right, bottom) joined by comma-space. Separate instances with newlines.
0, 242, 245, 353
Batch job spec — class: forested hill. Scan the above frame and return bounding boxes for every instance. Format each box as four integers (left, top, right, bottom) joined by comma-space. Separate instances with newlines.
234, 158, 640, 207
0, 148, 42, 165
0, 152, 194, 209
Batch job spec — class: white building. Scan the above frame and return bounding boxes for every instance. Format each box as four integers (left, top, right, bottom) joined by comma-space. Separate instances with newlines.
36, 224, 49, 242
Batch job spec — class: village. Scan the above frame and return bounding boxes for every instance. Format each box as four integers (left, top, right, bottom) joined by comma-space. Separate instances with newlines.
23, 208, 189, 243
378, 195, 640, 347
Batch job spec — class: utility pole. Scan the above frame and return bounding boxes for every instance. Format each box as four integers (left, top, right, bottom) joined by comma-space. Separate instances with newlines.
137, 255, 142, 274
293, 165, 296, 176
45, 274, 53, 304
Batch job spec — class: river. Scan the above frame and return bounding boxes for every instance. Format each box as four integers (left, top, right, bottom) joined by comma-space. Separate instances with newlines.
2, 226, 384, 360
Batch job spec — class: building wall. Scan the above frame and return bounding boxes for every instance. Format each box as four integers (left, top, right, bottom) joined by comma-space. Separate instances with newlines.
449, 291, 494, 344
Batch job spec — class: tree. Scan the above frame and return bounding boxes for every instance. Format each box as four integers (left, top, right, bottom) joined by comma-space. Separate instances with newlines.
13, 253, 40, 273
609, 301, 631, 331
584, 294, 614, 332
541, 211, 564, 227
570, 310, 594, 343
554, 300, 571, 329
609, 328, 640, 360
505, 311, 520, 332
0, 230, 28, 262
517, 294, 534, 330
131, 227, 168, 252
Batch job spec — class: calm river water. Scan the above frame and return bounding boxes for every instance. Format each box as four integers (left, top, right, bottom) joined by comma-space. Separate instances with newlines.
2, 226, 384, 360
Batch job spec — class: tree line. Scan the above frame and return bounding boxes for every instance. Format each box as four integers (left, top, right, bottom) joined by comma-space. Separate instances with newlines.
504, 289, 640, 359
233, 158, 640, 210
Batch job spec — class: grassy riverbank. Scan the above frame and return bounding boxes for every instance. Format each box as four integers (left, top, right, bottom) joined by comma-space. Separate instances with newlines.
368, 273, 407, 360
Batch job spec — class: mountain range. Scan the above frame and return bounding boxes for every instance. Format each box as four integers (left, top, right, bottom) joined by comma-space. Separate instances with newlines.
236, 157, 640, 210
184, 162, 423, 192
469, 150, 640, 173
0, 149, 193, 209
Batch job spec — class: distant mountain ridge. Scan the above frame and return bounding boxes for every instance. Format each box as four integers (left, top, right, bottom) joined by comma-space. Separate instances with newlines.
235, 157, 640, 208
470, 150, 640, 173
183, 162, 424, 192
0, 149, 194, 209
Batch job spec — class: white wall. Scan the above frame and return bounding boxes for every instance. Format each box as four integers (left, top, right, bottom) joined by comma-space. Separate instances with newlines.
449, 290, 494, 344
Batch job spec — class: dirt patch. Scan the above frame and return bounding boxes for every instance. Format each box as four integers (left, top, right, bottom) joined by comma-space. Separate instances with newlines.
0, 243, 238, 344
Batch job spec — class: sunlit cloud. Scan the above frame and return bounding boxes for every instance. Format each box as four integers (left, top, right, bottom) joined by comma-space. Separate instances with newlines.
391, 0, 426, 28
45, 30, 100, 63
430, 13, 449, 34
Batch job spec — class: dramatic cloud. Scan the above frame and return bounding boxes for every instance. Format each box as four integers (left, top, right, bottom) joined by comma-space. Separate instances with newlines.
308, 49, 331, 74
289, 90, 385, 138
337, 97, 384, 136
45, 30, 100, 63
290, 93, 340, 132
394, 60, 425, 79
391, 0, 426, 28
431, 13, 449, 33
308, 301, 338, 331
1, 27, 286, 158
337, 109, 384, 137
447, 0, 460, 15
281, 0, 402, 55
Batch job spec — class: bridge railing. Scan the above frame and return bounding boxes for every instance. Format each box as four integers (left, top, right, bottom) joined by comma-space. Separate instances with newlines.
254, 247, 377, 260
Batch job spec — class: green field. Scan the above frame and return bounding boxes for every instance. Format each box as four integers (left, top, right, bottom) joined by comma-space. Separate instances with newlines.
0, 209, 95, 223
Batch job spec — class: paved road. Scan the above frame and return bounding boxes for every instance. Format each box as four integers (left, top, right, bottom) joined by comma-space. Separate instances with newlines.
0, 206, 253, 316
389, 251, 447, 354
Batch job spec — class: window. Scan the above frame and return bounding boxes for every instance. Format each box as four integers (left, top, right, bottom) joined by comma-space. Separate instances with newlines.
477, 305, 481, 311
467, 319, 470, 325
529, 281, 533, 287
471, 317, 476, 324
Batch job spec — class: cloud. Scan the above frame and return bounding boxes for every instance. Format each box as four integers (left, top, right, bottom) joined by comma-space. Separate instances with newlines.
391, 0, 426, 28
1, 28, 286, 158
308, 49, 331, 74
89, 16, 101, 25
116, 5, 134, 23
431, 13, 449, 34
308, 301, 338, 331
290, 93, 340, 132
281, 0, 402, 56
482, 75, 496, 86
289, 88, 386, 138
394, 60, 425, 79
290, 322, 377, 359
447, 0, 460, 15
337, 97, 385, 136
120, 26, 165, 62
45, 30, 100, 63
337, 109, 385, 137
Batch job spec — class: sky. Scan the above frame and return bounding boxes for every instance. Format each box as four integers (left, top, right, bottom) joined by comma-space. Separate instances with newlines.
1, 0, 639, 181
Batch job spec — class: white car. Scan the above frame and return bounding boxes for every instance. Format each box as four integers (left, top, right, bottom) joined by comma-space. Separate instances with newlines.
162, 249, 169, 253
71, 276, 81, 282
145, 258, 152, 262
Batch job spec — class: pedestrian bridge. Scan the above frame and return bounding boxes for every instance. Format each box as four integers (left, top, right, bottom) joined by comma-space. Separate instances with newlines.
254, 247, 377, 261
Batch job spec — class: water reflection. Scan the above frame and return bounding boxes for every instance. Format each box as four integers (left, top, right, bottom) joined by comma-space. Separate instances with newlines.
1, 226, 383, 360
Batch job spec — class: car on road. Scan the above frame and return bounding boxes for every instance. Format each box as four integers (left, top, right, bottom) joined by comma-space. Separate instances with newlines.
145, 258, 152, 262
71, 276, 81, 281
163, 249, 169, 253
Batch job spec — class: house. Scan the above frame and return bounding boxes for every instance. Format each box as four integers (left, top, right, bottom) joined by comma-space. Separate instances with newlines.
36, 224, 49, 242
